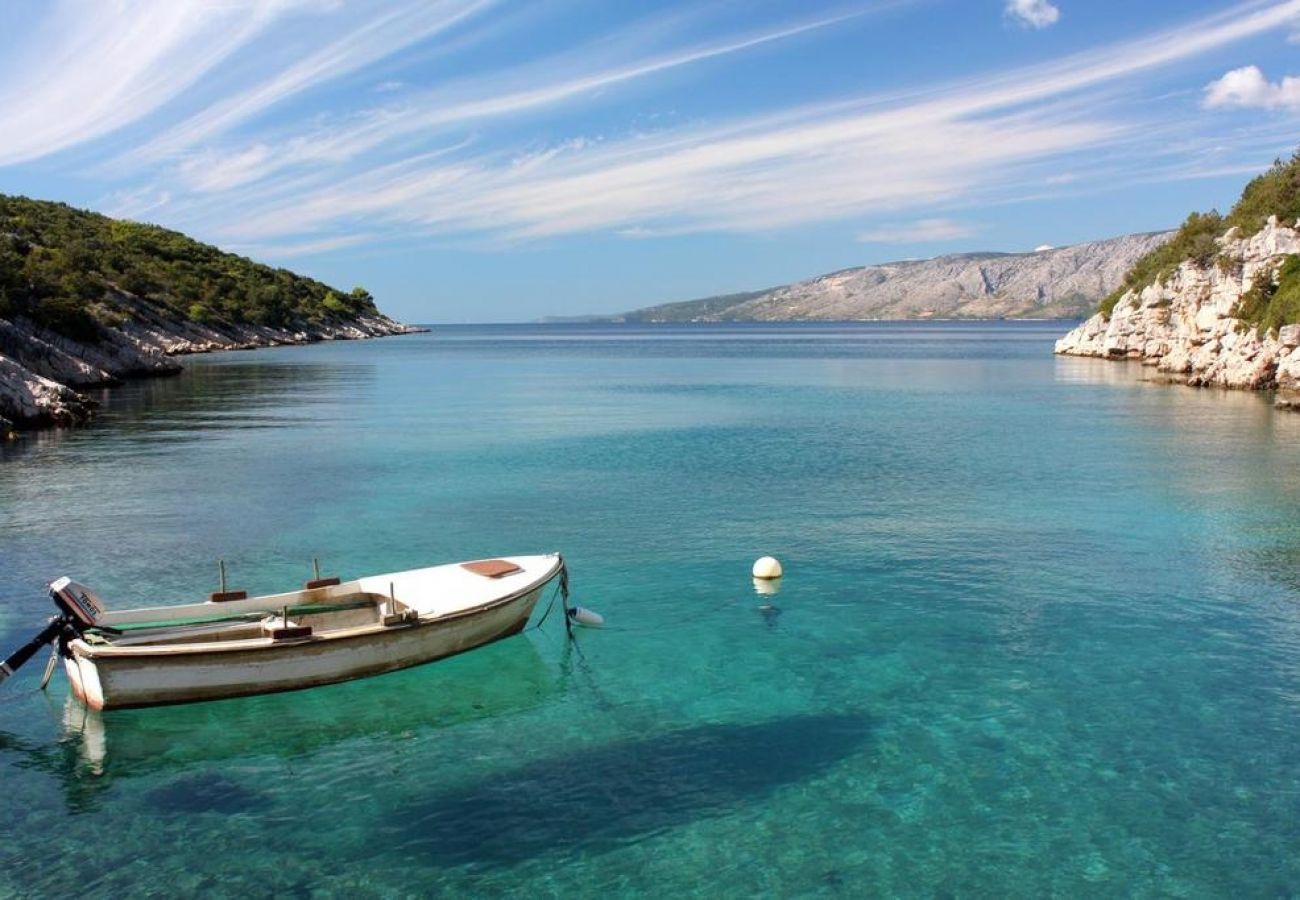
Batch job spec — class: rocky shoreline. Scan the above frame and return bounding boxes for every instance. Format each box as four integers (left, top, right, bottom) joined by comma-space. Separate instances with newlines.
0, 287, 422, 433
1054, 217, 1300, 408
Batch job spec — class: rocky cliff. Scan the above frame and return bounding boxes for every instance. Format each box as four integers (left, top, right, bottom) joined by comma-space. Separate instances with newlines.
1055, 217, 1300, 406
0, 290, 416, 432
620, 232, 1173, 322
0, 195, 419, 434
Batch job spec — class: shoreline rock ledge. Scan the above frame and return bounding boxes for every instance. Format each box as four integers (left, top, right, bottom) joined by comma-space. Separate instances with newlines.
0, 302, 422, 434
1055, 217, 1300, 408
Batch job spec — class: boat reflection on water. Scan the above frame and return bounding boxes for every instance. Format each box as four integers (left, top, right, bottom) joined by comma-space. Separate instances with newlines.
54, 635, 555, 783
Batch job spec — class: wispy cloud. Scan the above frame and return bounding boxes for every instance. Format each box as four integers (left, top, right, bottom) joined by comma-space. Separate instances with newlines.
101, 185, 173, 221
6, 0, 1300, 267
131, 0, 498, 163
1204, 65, 1300, 109
0, 0, 327, 165
1005, 0, 1061, 30
231, 234, 376, 258
857, 219, 983, 243
177, 144, 275, 193
149, 8, 872, 194
196, 0, 1300, 247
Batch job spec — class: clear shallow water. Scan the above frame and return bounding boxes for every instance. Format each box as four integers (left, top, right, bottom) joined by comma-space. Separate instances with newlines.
2, 322, 1299, 896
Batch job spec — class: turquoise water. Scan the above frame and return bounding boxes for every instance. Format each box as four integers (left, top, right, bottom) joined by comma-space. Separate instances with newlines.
2, 322, 1299, 897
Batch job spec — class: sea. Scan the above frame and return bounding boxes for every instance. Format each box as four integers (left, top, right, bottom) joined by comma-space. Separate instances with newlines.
1, 322, 1298, 897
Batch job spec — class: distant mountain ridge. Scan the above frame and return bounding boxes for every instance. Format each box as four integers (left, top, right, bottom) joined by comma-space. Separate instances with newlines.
608, 232, 1174, 322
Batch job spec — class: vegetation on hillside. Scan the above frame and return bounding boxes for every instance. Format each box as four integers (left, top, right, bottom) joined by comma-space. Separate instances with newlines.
0, 195, 377, 342
1223, 152, 1300, 238
1100, 151, 1300, 320
1098, 211, 1223, 318
1235, 254, 1300, 335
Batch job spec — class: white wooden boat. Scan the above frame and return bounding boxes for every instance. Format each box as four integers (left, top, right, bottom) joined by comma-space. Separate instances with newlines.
1, 554, 566, 710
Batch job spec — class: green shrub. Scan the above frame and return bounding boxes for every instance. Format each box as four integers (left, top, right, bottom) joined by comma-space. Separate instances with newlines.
1235, 255, 1300, 335
322, 291, 349, 315
349, 286, 375, 312
187, 303, 213, 324
34, 295, 101, 343
1099, 211, 1223, 318
1101, 150, 1300, 319
1216, 252, 1242, 276
0, 194, 378, 341
1224, 152, 1300, 238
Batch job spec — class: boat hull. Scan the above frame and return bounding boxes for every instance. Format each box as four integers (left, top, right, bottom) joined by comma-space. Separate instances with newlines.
64, 579, 550, 710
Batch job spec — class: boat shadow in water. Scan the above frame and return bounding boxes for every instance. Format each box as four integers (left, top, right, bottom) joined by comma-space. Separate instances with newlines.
399, 711, 873, 867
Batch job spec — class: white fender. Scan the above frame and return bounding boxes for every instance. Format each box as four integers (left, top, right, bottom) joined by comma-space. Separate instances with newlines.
568, 606, 604, 628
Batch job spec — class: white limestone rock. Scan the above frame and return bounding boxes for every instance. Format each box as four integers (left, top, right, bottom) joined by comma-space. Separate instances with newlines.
0, 288, 420, 431
0, 353, 96, 429
1055, 219, 1300, 404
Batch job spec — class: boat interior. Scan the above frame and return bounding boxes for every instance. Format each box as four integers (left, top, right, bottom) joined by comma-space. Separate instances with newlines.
87, 590, 416, 648
66, 557, 554, 652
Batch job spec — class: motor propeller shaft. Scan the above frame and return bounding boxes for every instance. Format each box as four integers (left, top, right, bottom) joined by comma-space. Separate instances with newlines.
0, 617, 68, 686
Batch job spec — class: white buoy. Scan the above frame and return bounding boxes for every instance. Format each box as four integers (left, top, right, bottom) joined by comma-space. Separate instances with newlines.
752, 556, 783, 580
568, 606, 604, 628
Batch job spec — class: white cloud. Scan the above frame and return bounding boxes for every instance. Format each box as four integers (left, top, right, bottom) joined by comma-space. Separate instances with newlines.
201, 0, 1300, 245
177, 145, 274, 193
131, 0, 497, 162
857, 219, 983, 243
101, 186, 173, 221
0, 0, 325, 165
231, 234, 375, 258
211, 103, 1116, 244
1203, 65, 1300, 109
136, 8, 867, 192
8, 0, 1300, 257
1005, 0, 1061, 30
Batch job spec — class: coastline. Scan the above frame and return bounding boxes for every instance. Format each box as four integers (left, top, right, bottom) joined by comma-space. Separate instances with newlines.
0, 308, 426, 435
1054, 218, 1300, 409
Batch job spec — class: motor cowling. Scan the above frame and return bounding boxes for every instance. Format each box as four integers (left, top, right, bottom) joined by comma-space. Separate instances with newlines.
49, 577, 107, 628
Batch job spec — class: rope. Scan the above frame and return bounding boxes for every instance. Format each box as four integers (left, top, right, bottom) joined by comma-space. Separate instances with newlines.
529, 556, 574, 638
559, 557, 573, 640
529, 580, 564, 633
522, 560, 619, 713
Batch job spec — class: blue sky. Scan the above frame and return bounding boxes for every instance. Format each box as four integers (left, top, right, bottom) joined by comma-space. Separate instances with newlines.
1, 0, 1299, 323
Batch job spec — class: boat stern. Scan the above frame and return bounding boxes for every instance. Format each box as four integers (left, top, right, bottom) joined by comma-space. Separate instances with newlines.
63, 646, 107, 710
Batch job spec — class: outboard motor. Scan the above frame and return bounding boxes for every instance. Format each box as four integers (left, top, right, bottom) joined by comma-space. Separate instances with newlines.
49, 577, 107, 629
0, 577, 106, 686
